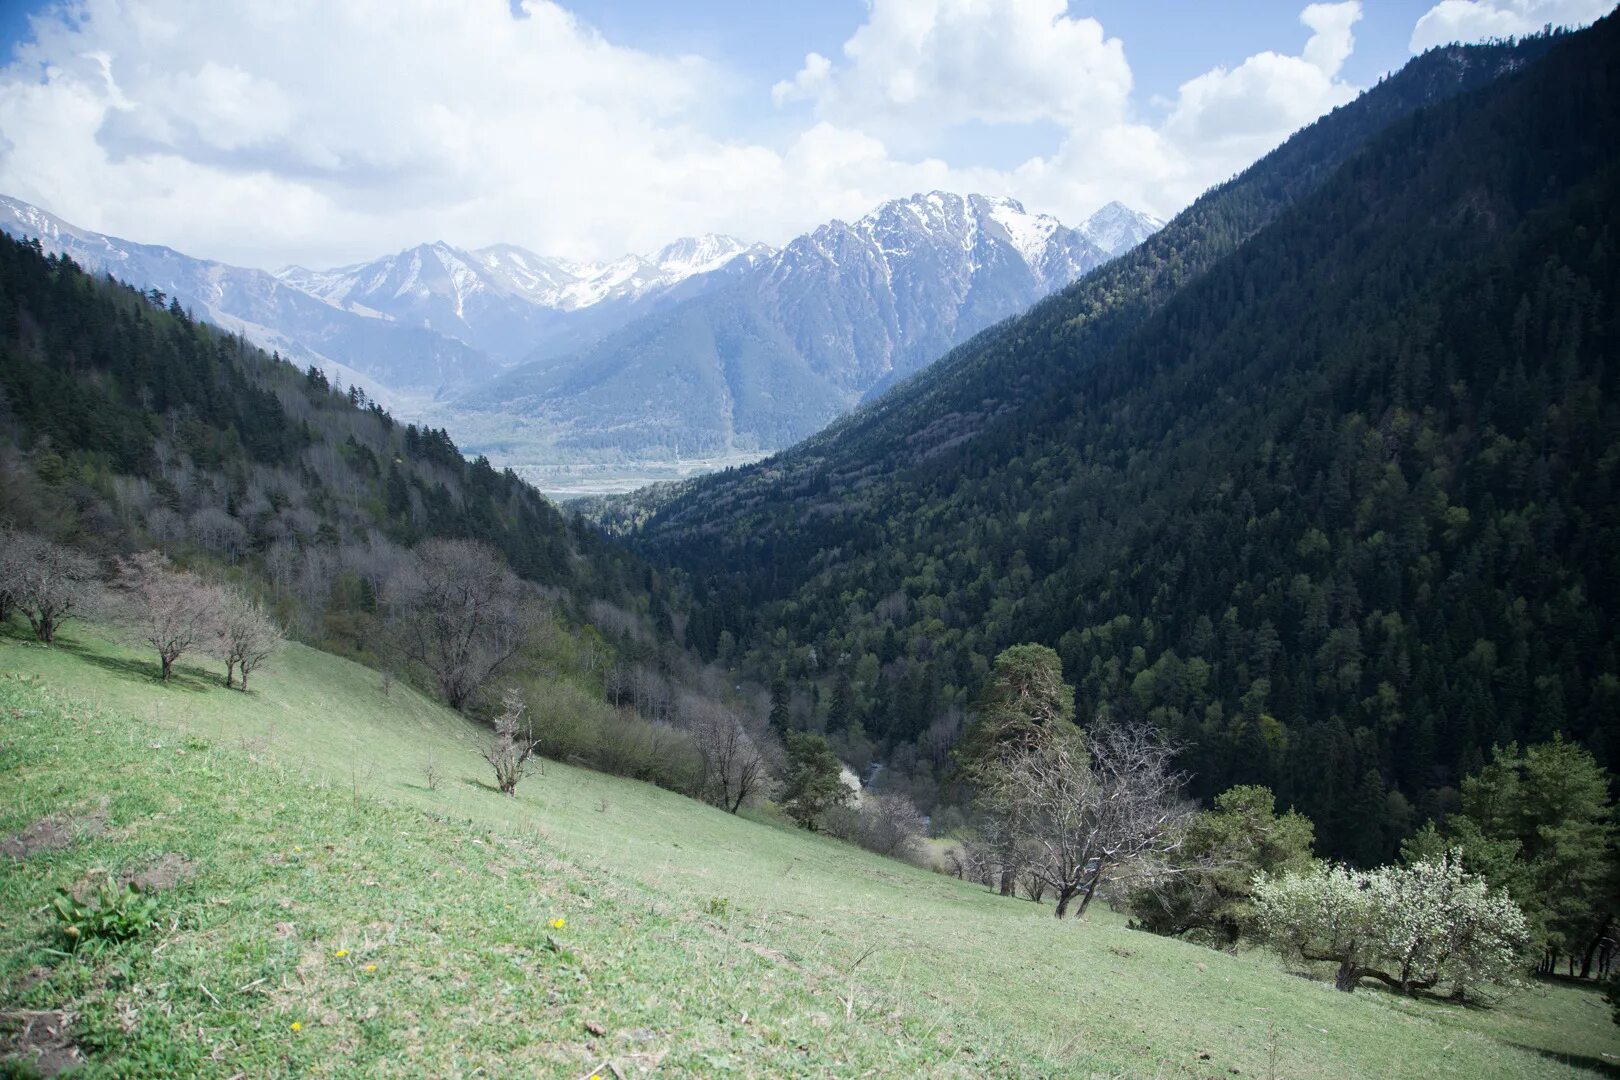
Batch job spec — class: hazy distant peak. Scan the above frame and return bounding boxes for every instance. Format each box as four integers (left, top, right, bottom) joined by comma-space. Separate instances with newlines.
651, 234, 756, 277
1080, 201, 1166, 257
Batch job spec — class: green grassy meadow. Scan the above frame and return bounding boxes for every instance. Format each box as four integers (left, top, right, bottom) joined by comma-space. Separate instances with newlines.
2, 623, 1616, 1077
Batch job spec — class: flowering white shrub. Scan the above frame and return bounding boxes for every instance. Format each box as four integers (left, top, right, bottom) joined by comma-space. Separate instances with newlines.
1367, 849, 1529, 996
1254, 849, 1529, 996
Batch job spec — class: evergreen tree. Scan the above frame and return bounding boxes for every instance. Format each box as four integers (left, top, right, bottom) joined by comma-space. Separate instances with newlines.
768, 670, 791, 734
958, 644, 1077, 778
781, 733, 852, 831
1428, 738, 1617, 972
827, 670, 854, 733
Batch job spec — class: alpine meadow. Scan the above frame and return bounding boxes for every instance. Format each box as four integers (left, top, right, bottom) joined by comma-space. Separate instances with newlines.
1, 3, 1619, 1078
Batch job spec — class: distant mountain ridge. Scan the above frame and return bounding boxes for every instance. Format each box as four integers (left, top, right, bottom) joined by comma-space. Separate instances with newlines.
0, 197, 774, 403
276, 234, 773, 363
459, 193, 1163, 458
0, 194, 496, 403
0, 191, 1162, 467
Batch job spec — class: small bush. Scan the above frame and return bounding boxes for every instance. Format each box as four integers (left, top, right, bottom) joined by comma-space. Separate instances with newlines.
51, 879, 160, 955
823, 804, 861, 842
823, 794, 928, 863
484, 688, 536, 796
857, 793, 927, 861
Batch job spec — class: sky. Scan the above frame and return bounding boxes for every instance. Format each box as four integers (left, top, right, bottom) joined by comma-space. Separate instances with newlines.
0, 0, 1609, 270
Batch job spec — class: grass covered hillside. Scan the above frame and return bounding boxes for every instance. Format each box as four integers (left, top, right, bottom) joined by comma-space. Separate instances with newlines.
2, 624, 1615, 1077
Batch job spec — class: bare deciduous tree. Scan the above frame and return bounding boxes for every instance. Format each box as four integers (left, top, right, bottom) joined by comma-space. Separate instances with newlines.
5, 532, 100, 645
975, 805, 1031, 898
981, 724, 1192, 918
189, 507, 247, 562
385, 539, 539, 711
484, 688, 537, 796
682, 694, 774, 814
116, 551, 222, 682
213, 590, 284, 690
857, 792, 929, 861
0, 523, 20, 625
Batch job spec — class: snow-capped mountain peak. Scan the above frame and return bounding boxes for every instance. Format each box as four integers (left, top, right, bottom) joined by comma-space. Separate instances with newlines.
980, 196, 1063, 266
0, 194, 498, 403
264, 228, 770, 357
652, 234, 753, 277
815, 191, 1125, 292
1080, 201, 1167, 258
470, 189, 1164, 463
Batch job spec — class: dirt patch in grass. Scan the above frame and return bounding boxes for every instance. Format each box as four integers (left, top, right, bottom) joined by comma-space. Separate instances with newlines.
124, 852, 197, 893
0, 807, 108, 859
69, 853, 198, 901
0, 1009, 84, 1077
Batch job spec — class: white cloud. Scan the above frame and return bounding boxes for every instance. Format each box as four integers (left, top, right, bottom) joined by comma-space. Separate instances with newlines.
1162, 2, 1361, 161
0, 0, 1377, 270
772, 52, 831, 107
767, 0, 1364, 226
1410, 0, 1610, 52
0, 0, 741, 266
773, 0, 1132, 147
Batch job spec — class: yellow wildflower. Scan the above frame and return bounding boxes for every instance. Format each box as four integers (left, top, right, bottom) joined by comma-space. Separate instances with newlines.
550, 917, 566, 930
334, 949, 349, 958
364, 964, 377, 973
290, 1021, 302, 1032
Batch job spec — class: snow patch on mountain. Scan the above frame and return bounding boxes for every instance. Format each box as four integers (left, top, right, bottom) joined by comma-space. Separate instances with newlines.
983, 197, 1062, 266
282, 233, 767, 323
1080, 201, 1167, 258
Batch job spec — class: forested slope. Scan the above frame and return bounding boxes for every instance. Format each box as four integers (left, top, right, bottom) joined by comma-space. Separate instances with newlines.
632, 20, 1620, 860
0, 234, 666, 638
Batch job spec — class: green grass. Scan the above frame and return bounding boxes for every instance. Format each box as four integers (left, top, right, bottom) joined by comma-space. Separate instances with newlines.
2, 624, 1616, 1077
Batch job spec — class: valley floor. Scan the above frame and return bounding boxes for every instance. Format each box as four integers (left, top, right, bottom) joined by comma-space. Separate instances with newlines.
2, 625, 1615, 1077
418, 402, 770, 500
505, 452, 768, 501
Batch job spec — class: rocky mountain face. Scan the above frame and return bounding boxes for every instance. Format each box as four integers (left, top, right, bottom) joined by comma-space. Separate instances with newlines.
460, 194, 1163, 458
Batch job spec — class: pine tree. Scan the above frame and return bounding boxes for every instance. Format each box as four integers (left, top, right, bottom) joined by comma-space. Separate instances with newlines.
781, 733, 852, 831
768, 671, 791, 734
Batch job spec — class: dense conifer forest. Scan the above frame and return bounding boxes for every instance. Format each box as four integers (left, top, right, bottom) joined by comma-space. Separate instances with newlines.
629, 20, 1620, 861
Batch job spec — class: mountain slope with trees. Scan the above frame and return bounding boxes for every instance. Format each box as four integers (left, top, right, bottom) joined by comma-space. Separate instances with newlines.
628, 22, 1619, 861
0, 231, 674, 652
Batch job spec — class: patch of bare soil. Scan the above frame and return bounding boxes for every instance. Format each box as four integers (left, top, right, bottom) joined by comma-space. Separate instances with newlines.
70, 852, 198, 901
124, 852, 196, 893
0, 807, 108, 859
0, 1009, 83, 1077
